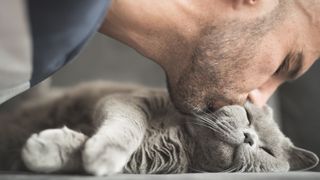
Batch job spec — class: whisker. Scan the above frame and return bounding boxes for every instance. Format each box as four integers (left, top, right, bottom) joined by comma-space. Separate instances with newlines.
190, 105, 242, 144
193, 117, 229, 135
186, 121, 213, 130
195, 115, 221, 127
215, 121, 233, 134
185, 121, 227, 136
193, 114, 219, 124
193, 116, 217, 128
195, 108, 225, 123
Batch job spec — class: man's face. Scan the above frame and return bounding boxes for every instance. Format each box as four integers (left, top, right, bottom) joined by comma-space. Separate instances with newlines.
166, 0, 320, 114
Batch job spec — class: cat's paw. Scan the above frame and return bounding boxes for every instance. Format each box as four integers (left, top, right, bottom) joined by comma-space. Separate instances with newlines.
82, 135, 130, 176
21, 127, 87, 173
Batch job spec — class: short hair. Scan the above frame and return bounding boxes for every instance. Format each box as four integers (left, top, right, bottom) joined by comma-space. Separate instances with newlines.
192, 1, 290, 69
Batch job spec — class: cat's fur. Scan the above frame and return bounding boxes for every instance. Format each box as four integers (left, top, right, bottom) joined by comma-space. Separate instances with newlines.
0, 81, 318, 176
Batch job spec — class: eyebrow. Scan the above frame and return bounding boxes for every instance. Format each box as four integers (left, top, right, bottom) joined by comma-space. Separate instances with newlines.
275, 51, 304, 80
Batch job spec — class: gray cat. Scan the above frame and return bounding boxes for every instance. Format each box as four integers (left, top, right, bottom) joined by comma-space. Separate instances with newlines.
0, 81, 318, 176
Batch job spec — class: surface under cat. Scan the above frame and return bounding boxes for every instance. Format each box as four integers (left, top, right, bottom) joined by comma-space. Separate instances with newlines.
0, 81, 318, 176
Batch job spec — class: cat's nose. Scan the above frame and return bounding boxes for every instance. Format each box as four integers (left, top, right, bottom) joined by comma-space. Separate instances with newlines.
243, 132, 254, 146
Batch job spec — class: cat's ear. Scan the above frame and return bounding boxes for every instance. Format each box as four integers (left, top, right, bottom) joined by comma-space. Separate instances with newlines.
288, 146, 319, 171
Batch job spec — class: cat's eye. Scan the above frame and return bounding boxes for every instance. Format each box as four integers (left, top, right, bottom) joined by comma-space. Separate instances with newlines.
245, 109, 252, 126
260, 146, 275, 157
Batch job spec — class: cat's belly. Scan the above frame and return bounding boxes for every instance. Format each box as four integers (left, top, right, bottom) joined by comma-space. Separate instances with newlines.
123, 126, 189, 174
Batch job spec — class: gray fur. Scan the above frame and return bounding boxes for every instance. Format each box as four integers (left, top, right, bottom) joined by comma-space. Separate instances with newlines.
0, 81, 318, 175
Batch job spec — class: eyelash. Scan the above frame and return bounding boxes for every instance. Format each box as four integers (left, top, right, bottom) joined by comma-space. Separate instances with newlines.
260, 146, 275, 157
245, 110, 252, 126
274, 58, 290, 76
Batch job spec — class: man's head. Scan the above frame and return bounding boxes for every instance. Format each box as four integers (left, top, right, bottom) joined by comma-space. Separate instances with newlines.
163, 0, 320, 113
102, 0, 320, 114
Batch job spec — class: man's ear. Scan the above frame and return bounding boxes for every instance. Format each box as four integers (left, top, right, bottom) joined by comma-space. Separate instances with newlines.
288, 146, 319, 171
231, 0, 260, 9
244, 0, 259, 5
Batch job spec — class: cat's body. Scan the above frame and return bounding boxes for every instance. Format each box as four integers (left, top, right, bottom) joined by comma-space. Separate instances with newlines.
0, 81, 318, 175
0, 82, 192, 174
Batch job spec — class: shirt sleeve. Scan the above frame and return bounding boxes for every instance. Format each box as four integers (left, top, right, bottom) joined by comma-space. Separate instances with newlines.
0, 0, 111, 104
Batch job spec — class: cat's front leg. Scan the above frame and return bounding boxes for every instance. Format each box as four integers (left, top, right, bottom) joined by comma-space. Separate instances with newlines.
82, 95, 149, 176
22, 126, 87, 173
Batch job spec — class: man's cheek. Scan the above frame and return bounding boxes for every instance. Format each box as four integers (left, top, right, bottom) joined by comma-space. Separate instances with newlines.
171, 85, 208, 113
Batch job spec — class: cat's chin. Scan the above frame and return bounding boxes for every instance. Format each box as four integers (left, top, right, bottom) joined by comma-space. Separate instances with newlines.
188, 141, 235, 173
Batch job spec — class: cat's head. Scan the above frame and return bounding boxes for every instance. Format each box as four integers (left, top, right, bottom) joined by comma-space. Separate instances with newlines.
186, 103, 319, 172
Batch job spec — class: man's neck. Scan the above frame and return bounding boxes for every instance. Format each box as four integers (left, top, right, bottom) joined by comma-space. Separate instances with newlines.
99, 0, 201, 66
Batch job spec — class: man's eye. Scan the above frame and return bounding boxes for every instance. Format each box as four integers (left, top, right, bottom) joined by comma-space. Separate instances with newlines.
274, 58, 290, 76
274, 52, 304, 80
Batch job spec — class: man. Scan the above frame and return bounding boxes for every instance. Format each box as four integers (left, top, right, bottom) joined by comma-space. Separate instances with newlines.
1, 0, 319, 115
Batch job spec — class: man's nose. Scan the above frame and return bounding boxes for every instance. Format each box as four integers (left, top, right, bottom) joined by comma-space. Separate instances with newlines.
247, 78, 281, 107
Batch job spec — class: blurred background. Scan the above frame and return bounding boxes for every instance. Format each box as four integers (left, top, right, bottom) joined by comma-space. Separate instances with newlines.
3, 33, 319, 171
52, 34, 166, 88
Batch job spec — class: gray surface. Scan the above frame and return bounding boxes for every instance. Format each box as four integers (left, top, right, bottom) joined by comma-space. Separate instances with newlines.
1, 172, 320, 180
